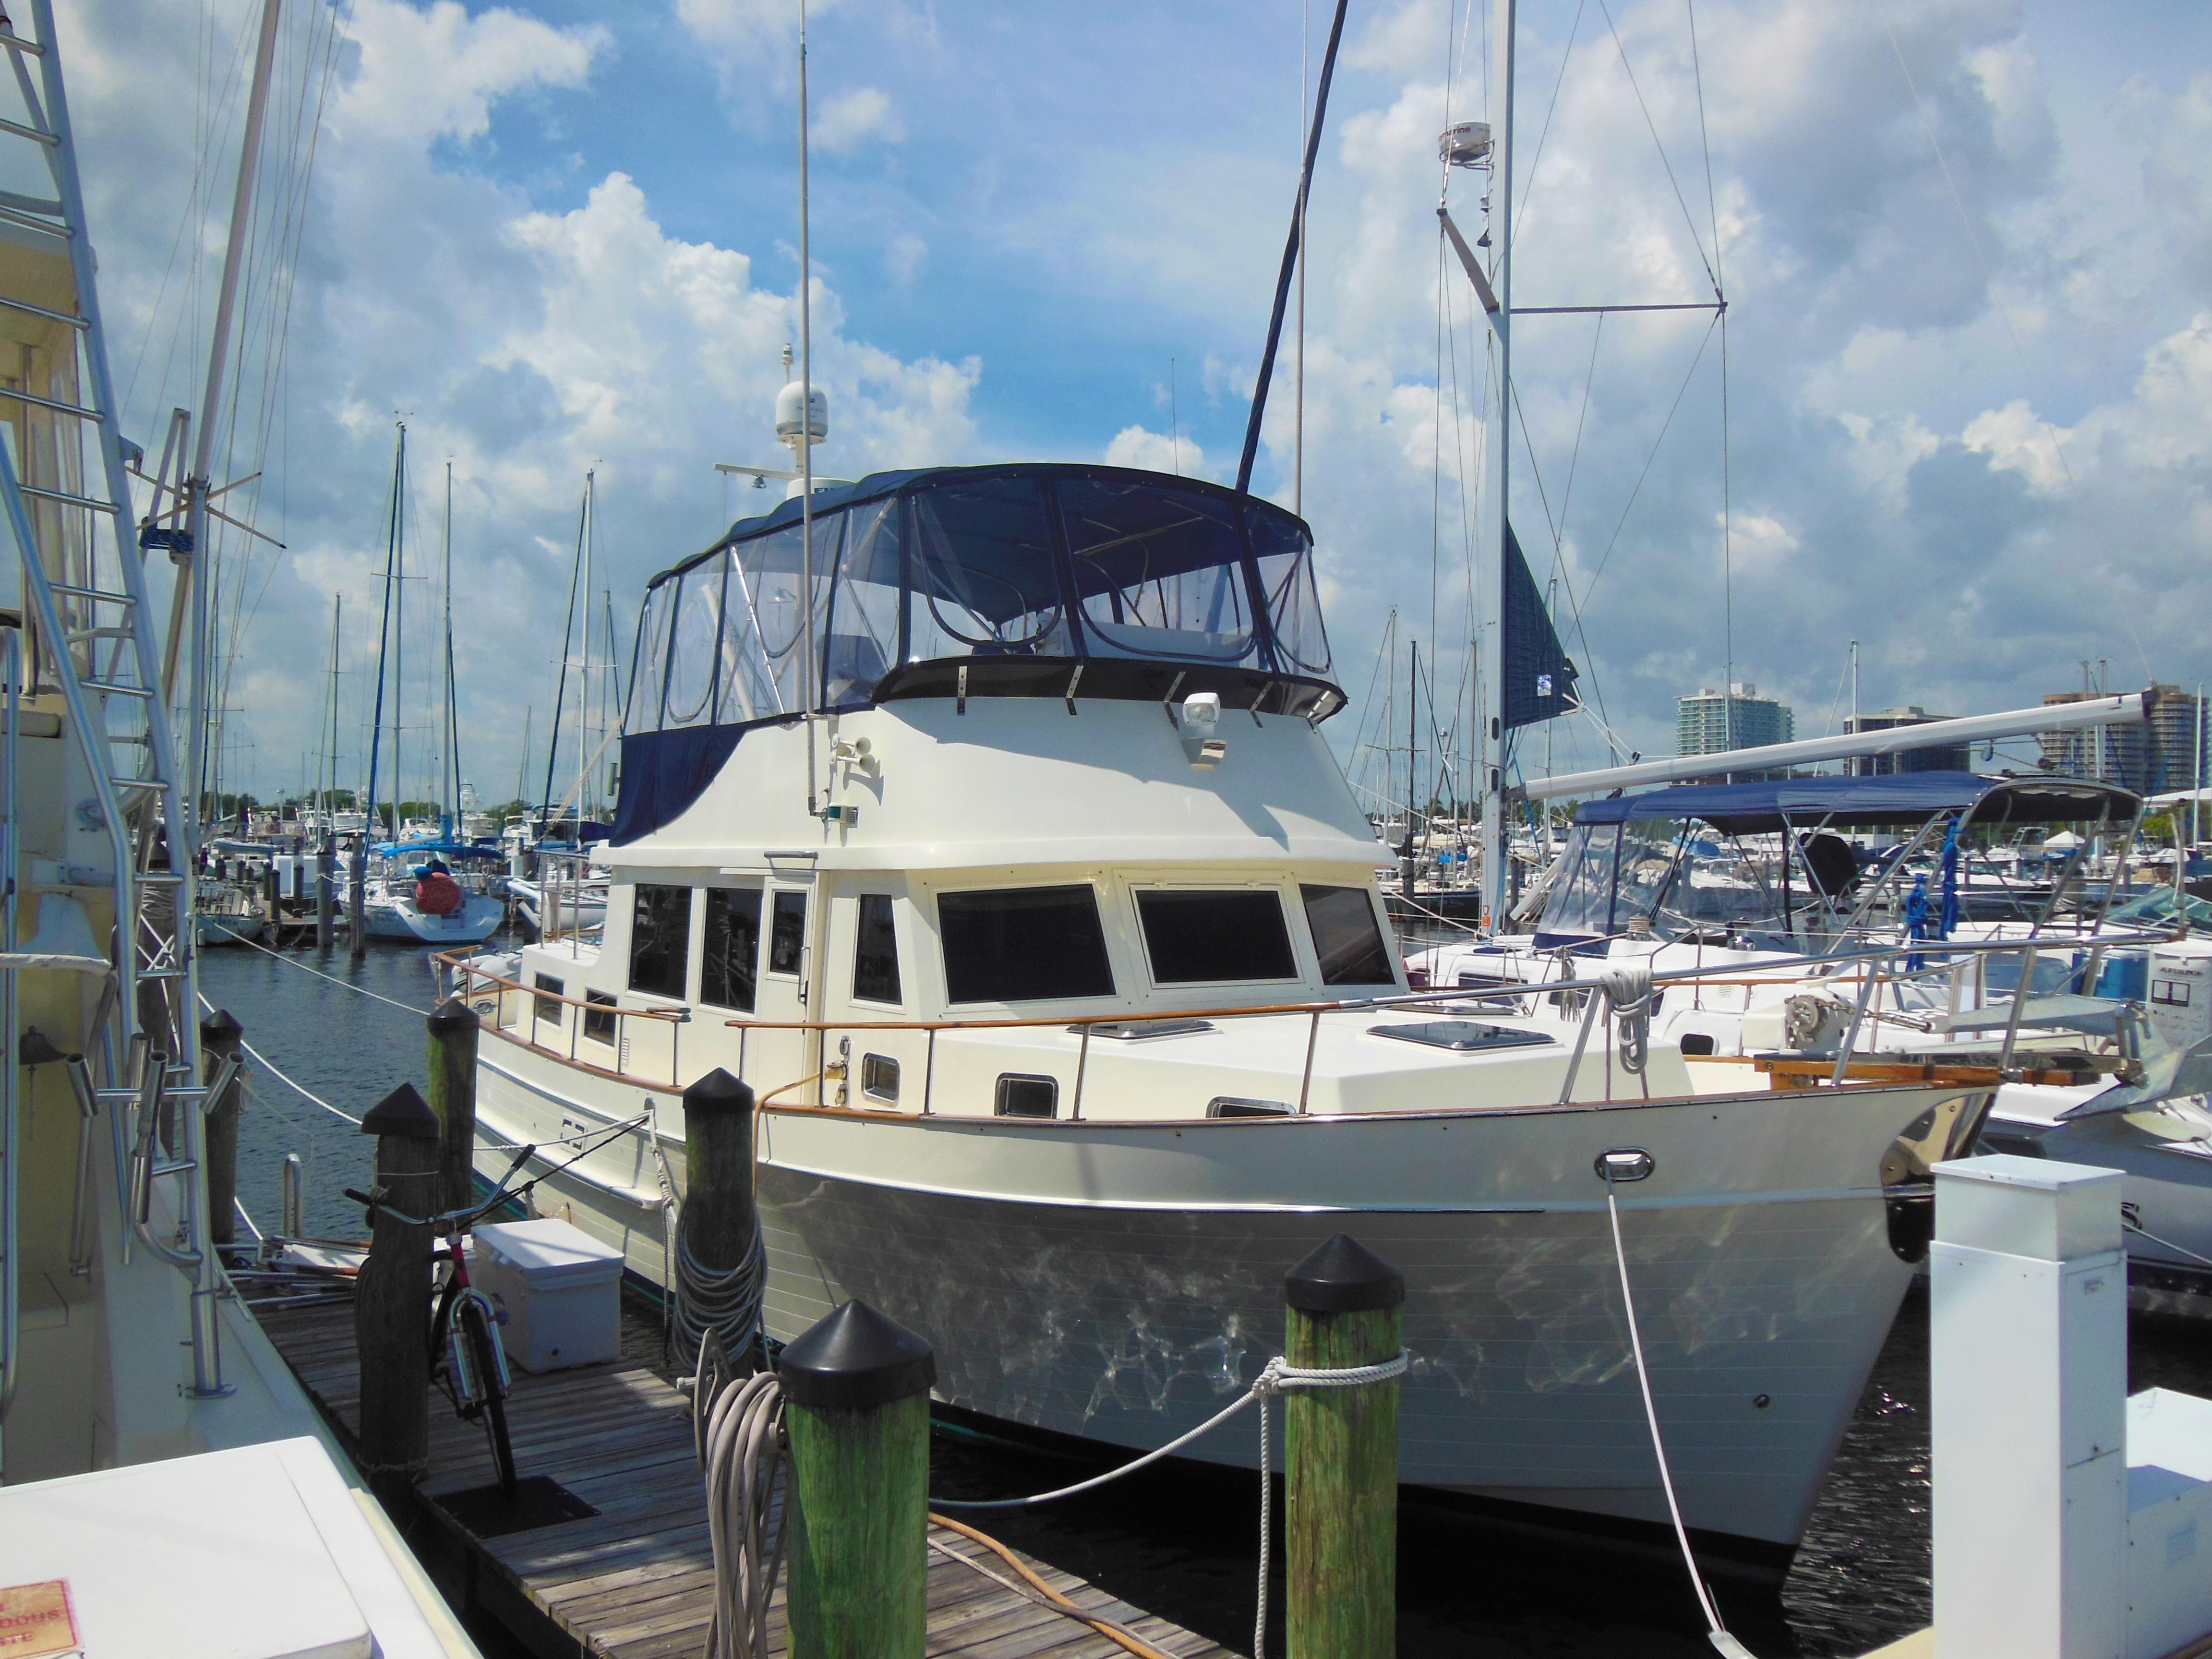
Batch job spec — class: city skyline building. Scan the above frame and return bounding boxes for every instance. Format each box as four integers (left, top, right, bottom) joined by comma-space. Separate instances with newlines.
1845, 706, 1972, 776
2039, 684, 2206, 795
1678, 683, 1796, 757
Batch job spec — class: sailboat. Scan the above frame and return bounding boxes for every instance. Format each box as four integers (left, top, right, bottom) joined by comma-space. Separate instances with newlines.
438, 4, 1983, 1567
0, 6, 477, 1644
350, 438, 503, 944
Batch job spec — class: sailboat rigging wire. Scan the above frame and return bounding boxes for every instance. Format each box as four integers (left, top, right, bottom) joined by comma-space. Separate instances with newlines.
1237, 0, 1349, 494
1579, 309, 1720, 599
1872, 4, 2151, 684
1594, 0, 1720, 299
1556, 313, 1604, 546
1511, 0, 1588, 252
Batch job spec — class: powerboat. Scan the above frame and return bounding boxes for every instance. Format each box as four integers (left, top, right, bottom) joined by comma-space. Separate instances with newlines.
445, 462, 1986, 1563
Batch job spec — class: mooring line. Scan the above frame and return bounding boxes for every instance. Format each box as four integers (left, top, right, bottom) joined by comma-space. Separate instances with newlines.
228, 931, 433, 1014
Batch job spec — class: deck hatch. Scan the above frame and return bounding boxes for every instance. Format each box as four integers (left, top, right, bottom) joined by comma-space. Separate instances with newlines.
1367, 1020, 1557, 1053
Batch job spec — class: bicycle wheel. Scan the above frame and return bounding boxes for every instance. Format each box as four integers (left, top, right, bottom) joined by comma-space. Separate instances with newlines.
458, 1299, 517, 1495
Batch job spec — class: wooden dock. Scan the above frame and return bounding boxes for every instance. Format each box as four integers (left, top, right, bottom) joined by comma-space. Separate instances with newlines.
253, 1299, 1237, 1659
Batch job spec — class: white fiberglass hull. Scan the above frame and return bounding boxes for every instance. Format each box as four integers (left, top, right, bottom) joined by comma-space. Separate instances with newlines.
470, 1041, 1972, 1555
362, 891, 505, 944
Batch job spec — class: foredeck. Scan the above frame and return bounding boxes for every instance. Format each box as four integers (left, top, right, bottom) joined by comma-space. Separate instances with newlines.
254, 1298, 1237, 1659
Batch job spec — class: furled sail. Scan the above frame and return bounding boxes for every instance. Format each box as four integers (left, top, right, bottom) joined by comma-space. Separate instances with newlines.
1502, 520, 1577, 730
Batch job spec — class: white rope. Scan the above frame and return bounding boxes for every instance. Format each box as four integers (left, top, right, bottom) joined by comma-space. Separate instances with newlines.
930, 1348, 1407, 1659
1603, 1174, 1755, 1659
239, 1033, 362, 1124
2126, 1214, 2212, 1271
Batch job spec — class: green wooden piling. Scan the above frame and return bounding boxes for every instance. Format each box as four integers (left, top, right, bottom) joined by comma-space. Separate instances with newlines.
348, 842, 368, 961
779, 1299, 935, 1659
315, 840, 336, 950
1284, 1234, 1404, 1659
355, 1082, 440, 1504
199, 1009, 245, 1247
425, 997, 480, 1217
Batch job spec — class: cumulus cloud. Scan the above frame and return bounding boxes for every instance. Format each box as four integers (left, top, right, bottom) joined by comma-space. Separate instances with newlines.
1105, 425, 1205, 479
814, 86, 900, 154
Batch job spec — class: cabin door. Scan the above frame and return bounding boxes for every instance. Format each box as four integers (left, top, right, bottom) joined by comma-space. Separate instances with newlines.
746, 874, 819, 1105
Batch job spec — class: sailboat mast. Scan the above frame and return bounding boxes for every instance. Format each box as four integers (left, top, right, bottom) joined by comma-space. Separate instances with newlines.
363, 427, 403, 843
321, 594, 340, 827
443, 458, 460, 831
576, 469, 595, 826
799, 0, 819, 814
393, 423, 406, 839
541, 486, 587, 824
1479, 0, 1515, 928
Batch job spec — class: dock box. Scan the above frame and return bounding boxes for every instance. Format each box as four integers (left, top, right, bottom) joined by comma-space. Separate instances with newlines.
471, 1218, 624, 1372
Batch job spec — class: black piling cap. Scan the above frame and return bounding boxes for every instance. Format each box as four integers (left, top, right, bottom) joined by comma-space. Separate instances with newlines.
360, 1082, 441, 1141
427, 996, 480, 1034
1285, 1234, 1405, 1315
683, 1067, 755, 1120
777, 1299, 936, 1411
17, 1026, 70, 1068
199, 1008, 243, 1044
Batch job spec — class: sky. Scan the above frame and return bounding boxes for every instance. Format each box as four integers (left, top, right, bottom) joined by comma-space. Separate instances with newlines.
35, 0, 2212, 810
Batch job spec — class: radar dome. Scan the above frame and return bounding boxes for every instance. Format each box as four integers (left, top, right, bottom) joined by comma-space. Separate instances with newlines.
776, 380, 828, 447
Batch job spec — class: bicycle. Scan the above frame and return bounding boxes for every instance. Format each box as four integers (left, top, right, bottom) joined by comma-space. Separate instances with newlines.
348, 1142, 537, 1497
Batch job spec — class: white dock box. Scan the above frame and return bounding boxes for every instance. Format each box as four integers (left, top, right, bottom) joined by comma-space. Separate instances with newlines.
472, 1218, 624, 1372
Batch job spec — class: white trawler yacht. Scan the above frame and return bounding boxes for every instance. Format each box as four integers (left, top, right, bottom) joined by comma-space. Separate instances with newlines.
452, 458, 1991, 1563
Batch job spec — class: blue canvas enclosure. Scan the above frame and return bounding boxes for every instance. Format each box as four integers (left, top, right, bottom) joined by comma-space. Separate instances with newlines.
612, 465, 1346, 843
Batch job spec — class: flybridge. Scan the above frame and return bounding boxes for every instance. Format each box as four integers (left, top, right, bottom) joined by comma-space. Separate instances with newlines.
626, 464, 1344, 734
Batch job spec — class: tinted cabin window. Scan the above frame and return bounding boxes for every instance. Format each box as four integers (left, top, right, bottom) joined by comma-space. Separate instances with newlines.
628, 884, 692, 998
769, 890, 808, 975
1300, 885, 1396, 986
852, 894, 902, 1004
939, 886, 1116, 1004
701, 888, 762, 1012
533, 974, 564, 1026
1135, 890, 1296, 985
583, 991, 617, 1044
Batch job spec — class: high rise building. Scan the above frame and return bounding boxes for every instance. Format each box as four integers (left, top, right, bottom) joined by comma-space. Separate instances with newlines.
2038, 685, 2206, 795
1845, 707, 1972, 776
1677, 683, 1794, 757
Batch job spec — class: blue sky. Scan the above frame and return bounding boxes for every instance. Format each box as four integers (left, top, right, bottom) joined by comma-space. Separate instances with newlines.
49, 0, 2212, 807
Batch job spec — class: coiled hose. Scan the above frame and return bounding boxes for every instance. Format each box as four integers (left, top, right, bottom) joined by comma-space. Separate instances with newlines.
673, 1217, 768, 1374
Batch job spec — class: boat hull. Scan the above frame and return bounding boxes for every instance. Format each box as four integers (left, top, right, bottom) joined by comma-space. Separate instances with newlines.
470, 1043, 1974, 1552
361, 892, 504, 944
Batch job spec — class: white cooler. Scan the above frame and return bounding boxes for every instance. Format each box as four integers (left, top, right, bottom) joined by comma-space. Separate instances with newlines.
470, 1218, 625, 1372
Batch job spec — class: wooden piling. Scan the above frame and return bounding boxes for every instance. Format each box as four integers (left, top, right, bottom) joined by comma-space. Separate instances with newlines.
316, 840, 335, 950
1283, 1234, 1404, 1659
348, 841, 368, 961
779, 1299, 936, 1659
425, 998, 481, 1217
355, 1082, 441, 1503
680, 1066, 757, 1261
199, 1008, 246, 1247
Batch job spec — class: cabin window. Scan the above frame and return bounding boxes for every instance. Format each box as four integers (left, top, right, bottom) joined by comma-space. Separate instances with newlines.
768, 890, 808, 976
583, 991, 618, 1045
628, 884, 693, 999
1134, 889, 1296, 985
533, 974, 564, 1027
862, 1053, 900, 1102
701, 888, 762, 1012
852, 894, 902, 1005
1299, 885, 1396, 986
994, 1074, 1058, 1119
938, 885, 1116, 1003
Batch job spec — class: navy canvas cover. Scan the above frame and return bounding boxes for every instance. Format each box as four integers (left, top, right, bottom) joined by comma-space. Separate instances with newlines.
1502, 520, 1578, 730
1575, 771, 2135, 834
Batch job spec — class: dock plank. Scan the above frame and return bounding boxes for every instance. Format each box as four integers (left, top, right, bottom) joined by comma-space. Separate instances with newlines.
252, 1300, 1238, 1659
